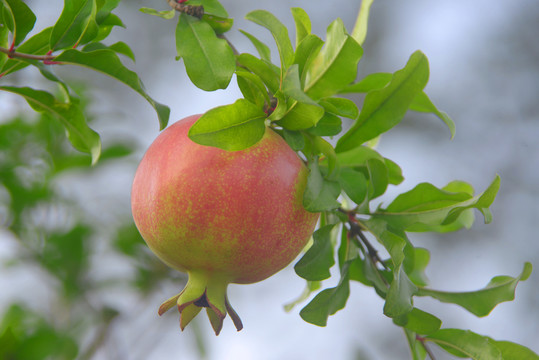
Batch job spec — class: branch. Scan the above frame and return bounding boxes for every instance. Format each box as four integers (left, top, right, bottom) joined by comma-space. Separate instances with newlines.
0, 46, 56, 62
167, 0, 204, 18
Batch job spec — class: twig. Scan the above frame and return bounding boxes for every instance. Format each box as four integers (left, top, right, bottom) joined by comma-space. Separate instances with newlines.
0, 46, 56, 62
417, 336, 437, 360
167, 0, 204, 18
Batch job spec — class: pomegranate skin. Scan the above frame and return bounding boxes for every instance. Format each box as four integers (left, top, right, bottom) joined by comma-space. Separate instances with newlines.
131, 114, 319, 334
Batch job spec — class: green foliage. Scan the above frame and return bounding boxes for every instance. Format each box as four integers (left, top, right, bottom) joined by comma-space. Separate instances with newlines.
0, 0, 169, 163
2, 0, 536, 359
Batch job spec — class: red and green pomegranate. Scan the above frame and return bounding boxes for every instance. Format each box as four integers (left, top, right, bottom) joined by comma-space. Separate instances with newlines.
131, 115, 319, 335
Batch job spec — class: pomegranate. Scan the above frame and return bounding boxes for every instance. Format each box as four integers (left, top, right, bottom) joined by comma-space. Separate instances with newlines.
131, 115, 319, 335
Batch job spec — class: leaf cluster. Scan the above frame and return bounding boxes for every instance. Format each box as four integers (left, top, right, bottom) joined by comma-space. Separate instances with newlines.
0, 0, 170, 164
140, 2, 536, 358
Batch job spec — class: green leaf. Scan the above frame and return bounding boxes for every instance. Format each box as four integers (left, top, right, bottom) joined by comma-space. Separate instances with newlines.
303, 159, 341, 212
336, 51, 430, 152
295, 225, 336, 281
282, 64, 318, 105
236, 53, 280, 94
277, 101, 325, 131
299, 265, 350, 326
1, 0, 36, 46
187, 99, 266, 151
0, 17, 9, 69
307, 112, 342, 137
410, 91, 456, 139
489, 340, 539, 360
418, 262, 532, 317
176, 13, 235, 91
0, 86, 101, 164
393, 308, 441, 335
0, 27, 51, 76
54, 49, 170, 130
385, 157, 404, 185
82, 41, 135, 61
351, 0, 373, 45
340, 72, 392, 93
293, 34, 323, 80
365, 158, 389, 200
202, 14, 233, 34
363, 219, 418, 318
338, 167, 367, 205
239, 30, 271, 62
50, 0, 98, 50
284, 281, 321, 312
335, 145, 385, 168
426, 329, 502, 359
245, 10, 294, 72
291, 7, 311, 46
281, 129, 304, 151
304, 18, 363, 100
375, 175, 501, 232
235, 68, 269, 107
320, 97, 359, 119
405, 247, 430, 287
139, 7, 175, 20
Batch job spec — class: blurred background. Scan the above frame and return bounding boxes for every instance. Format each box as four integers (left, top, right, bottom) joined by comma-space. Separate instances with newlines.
1, 0, 538, 359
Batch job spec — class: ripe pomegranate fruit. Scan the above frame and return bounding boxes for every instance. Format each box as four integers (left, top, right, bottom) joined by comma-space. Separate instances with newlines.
131, 115, 319, 335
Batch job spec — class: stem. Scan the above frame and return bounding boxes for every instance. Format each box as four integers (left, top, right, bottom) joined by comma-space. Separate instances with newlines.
167, 0, 204, 18
351, 0, 374, 45
417, 335, 437, 360
0, 46, 56, 62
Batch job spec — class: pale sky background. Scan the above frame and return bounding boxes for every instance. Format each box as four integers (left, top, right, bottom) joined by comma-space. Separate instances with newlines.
1, 1, 538, 359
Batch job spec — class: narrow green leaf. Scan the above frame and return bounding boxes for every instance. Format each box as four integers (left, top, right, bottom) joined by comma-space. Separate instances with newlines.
418, 262, 532, 317
304, 18, 363, 100
410, 91, 456, 139
236, 53, 280, 94
188, 99, 266, 151
245, 10, 294, 71
0, 86, 101, 164
336, 51, 430, 152
426, 329, 502, 359
351, 0, 373, 45
54, 49, 170, 129
293, 34, 323, 80
489, 340, 539, 360
291, 7, 311, 46
320, 97, 359, 119
299, 265, 350, 326
393, 308, 441, 335
295, 225, 336, 281
50, 0, 98, 50
284, 281, 321, 312
374, 176, 501, 231
0, 18, 9, 69
340, 72, 392, 93
405, 247, 430, 287
176, 13, 235, 91
282, 64, 319, 105
303, 159, 341, 212
239, 30, 271, 62
1, 0, 36, 46
139, 7, 175, 20
335, 145, 385, 168
366, 158, 389, 200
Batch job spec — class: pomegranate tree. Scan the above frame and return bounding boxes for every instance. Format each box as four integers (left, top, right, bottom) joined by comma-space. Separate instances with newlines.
131, 115, 319, 335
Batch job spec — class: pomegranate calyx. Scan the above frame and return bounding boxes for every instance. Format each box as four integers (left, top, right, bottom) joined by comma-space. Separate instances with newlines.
159, 271, 242, 335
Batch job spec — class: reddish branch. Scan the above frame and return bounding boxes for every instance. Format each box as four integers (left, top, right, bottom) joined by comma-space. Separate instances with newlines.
0, 46, 56, 62
167, 0, 204, 18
